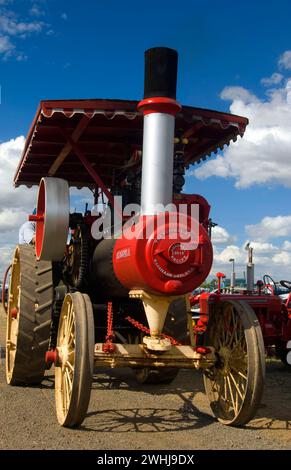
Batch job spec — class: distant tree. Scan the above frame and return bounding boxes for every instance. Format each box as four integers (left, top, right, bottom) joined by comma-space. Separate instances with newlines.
201, 279, 217, 289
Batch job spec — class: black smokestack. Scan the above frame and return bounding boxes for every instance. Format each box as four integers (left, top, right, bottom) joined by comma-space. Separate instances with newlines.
143, 47, 178, 100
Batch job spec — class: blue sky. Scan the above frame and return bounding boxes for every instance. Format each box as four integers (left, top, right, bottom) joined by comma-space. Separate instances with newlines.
1, 0, 291, 139
1, 0, 291, 279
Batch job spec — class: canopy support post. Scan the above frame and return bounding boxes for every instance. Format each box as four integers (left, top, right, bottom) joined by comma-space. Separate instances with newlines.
48, 115, 91, 176
58, 127, 116, 209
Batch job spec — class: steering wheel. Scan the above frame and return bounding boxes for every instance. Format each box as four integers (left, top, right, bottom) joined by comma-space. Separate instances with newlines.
263, 274, 277, 295
280, 280, 291, 291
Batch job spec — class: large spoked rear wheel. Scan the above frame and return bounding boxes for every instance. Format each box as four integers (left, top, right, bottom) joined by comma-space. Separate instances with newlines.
6, 245, 53, 385
132, 298, 188, 384
55, 292, 94, 427
203, 300, 265, 426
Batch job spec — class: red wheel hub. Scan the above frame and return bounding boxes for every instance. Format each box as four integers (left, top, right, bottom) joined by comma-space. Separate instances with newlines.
10, 307, 18, 319
45, 350, 58, 366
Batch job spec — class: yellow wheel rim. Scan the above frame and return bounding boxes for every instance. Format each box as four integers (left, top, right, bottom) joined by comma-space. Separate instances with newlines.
55, 295, 75, 424
6, 247, 20, 384
54, 292, 94, 427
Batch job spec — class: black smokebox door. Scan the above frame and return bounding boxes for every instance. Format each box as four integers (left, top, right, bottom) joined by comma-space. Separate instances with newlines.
144, 47, 178, 100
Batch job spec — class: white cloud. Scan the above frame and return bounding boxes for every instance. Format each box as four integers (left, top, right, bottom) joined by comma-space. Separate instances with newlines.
207, 217, 291, 280
15, 51, 27, 61
0, 136, 34, 204
247, 241, 279, 254
194, 84, 291, 188
246, 215, 291, 241
211, 225, 236, 245
0, 208, 28, 233
0, 244, 15, 273
220, 86, 258, 104
211, 217, 291, 281
29, 5, 45, 17
0, 13, 44, 36
61, 13, 68, 21
278, 50, 291, 70
0, 137, 37, 215
213, 244, 246, 266
193, 50, 291, 189
0, 5, 47, 59
282, 240, 291, 251
0, 137, 38, 276
0, 34, 13, 53
261, 72, 283, 87
272, 251, 291, 267
212, 241, 291, 281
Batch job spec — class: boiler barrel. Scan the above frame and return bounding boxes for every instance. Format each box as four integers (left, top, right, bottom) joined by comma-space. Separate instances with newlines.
92, 238, 128, 297
91, 213, 213, 298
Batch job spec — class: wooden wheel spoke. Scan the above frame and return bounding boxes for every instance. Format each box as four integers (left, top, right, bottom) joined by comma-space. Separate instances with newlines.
229, 371, 244, 401
62, 374, 67, 413
65, 367, 73, 393
223, 377, 228, 403
238, 370, 247, 380
66, 360, 74, 373
226, 375, 238, 415
64, 304, 71, 337
67, 349, 75, 358
67, 305, 74, 335
226, 308, 237, 347
67, 330, 75, 347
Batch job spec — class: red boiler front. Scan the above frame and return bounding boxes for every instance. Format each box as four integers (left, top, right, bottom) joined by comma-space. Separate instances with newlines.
112, 213, 213, 296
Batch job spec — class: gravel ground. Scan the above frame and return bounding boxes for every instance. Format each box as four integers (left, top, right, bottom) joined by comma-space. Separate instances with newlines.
0, 305, 290, 450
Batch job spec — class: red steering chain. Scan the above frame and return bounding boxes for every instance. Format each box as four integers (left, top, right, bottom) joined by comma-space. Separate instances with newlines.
125, 315, 181, 346
103, 302, 116, 353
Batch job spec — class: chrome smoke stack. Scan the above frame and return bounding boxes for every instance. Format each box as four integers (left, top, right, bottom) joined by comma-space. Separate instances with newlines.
138, 47, 181, 215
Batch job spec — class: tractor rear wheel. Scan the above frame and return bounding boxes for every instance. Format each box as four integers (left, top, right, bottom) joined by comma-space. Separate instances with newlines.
55, 292, 94, 427
6, 245, 53, 385
133, 297, 188, 385
203, 300, 265, 426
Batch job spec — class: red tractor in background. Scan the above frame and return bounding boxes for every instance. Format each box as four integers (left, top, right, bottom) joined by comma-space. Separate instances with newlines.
4, 47, 266, 428
190, 272, 291, 367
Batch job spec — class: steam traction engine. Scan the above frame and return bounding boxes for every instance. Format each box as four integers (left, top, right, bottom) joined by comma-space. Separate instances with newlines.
5, 48, 265, 427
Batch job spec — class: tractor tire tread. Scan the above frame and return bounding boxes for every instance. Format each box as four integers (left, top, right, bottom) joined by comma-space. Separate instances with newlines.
8, 245, 53, 385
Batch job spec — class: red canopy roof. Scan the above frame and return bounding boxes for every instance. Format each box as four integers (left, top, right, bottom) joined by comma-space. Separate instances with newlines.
14, 99, 248, 188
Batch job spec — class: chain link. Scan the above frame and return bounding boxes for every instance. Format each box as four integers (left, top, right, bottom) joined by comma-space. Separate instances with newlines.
103, 302, 116, 353
103, 306, 182, 352
125, 315, 181, 346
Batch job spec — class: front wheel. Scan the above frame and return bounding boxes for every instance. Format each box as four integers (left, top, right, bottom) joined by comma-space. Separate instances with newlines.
203, 300, 265, 426
55, 292, 94, 427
